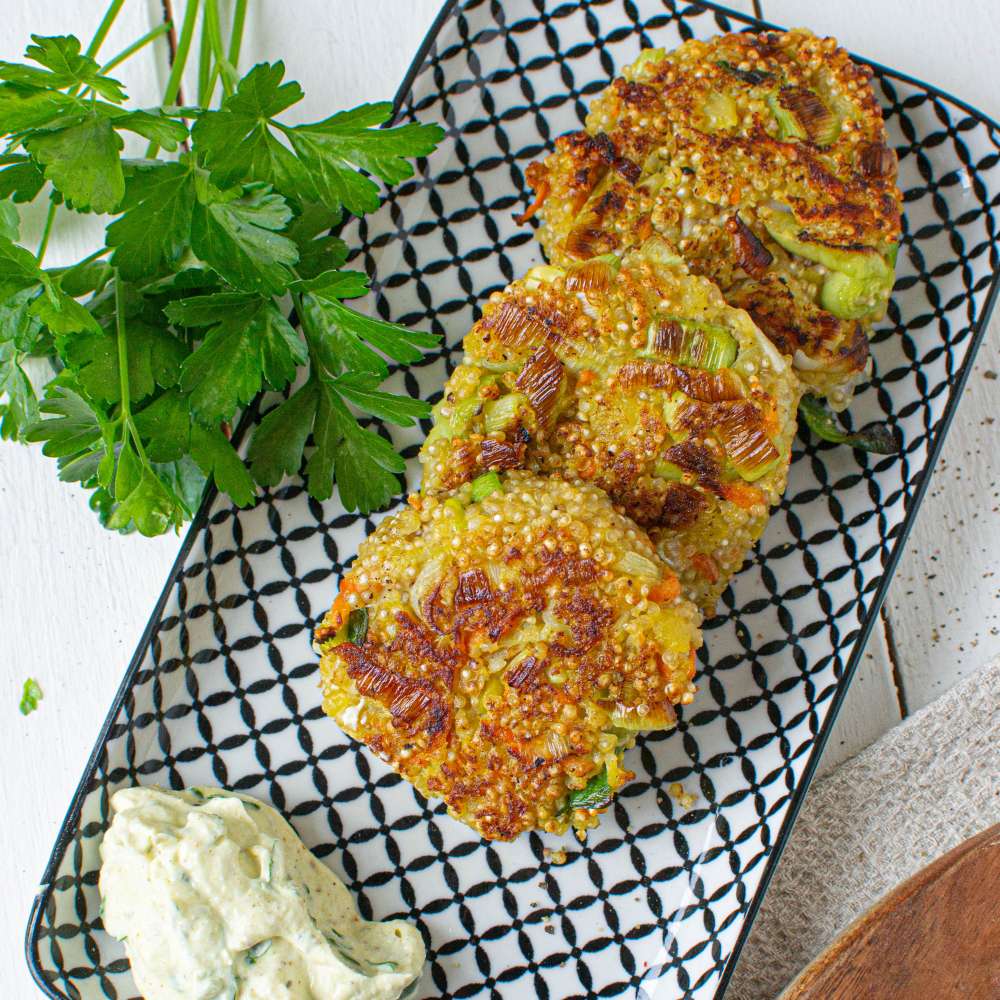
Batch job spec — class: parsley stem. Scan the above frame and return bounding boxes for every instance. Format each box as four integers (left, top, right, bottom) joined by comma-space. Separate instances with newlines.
114, 273, 131, 421
98, 21, 173, 75
45, 245, 111, 277
202, 0, 236, 102
197, 4, 214, 106
291, 290, 326, 374
85, 0, 127, 60
147, 0, 201, 158
36, 198, 57, 264
113, 273, 149, 465
227, 0, 249, 70
165, 0, 202, 105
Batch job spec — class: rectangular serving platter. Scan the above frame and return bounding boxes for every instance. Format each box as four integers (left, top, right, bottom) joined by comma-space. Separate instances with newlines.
26, 2, 1000, 998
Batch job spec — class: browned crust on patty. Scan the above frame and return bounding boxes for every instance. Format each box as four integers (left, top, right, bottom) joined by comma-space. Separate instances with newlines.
317, 474, 702, 840
524, 28, 903, 401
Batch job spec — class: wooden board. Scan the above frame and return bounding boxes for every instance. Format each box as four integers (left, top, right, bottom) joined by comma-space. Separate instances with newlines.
780, 824, 1000, 999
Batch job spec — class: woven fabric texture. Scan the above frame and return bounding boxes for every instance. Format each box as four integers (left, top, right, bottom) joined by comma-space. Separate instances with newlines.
728, 655, 1000, 999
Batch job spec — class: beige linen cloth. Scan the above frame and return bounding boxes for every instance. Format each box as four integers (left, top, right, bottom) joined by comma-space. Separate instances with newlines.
727, 654, 1000, 1000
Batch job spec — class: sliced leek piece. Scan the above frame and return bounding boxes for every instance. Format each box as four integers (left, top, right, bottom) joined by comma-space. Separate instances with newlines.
645, 316, 739, 371
483, 391, 526, 433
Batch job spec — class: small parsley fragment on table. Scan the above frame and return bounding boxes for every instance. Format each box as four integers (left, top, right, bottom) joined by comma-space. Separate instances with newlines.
0, 3, 445, 535
19, 677, 43, 715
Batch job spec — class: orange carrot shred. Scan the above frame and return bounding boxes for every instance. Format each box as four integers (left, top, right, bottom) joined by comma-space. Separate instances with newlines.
514, 180, 550, 224
329, 594, 352, 631
648, 576, 681, 603
691, 552, 719, 583
721, 482, 765, 510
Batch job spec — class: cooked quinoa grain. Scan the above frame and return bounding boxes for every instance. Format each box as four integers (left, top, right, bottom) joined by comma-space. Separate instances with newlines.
315, 472, 702, 841
524, 28, 902, 408
419, 239, 801, 610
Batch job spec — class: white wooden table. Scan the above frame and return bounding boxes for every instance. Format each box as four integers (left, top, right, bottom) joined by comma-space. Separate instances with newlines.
2, 1, 998, 996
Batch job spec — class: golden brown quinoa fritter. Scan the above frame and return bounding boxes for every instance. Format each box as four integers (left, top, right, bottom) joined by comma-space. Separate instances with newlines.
419, 239, 801, 610
315, 472, 702, 841
523, 28, 902, 408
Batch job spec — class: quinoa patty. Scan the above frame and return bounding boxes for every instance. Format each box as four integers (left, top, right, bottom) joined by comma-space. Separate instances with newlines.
419, 239, 801, 610
523, 28, 902, 408
315, 472, 702, 841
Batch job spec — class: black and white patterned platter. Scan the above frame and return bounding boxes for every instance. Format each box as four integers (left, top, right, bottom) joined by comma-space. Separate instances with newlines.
26, 2, 1000, 998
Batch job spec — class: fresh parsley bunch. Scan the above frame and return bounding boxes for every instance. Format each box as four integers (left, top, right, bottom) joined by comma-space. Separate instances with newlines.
0, 2, 444, 536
